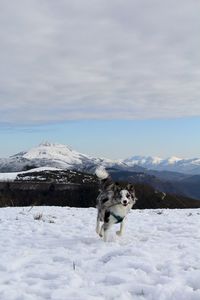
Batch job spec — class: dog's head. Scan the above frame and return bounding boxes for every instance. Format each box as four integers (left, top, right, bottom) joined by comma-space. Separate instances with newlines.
95, 166, 137, 207
113, 184, 137, 207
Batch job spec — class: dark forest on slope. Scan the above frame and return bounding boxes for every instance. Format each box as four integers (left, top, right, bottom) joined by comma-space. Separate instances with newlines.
0, 169, 200, 209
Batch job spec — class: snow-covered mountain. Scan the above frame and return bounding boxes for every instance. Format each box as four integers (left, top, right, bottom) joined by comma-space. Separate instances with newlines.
0, 142, 128, 173
0, 142, 200, 175
124, 155, 200, 174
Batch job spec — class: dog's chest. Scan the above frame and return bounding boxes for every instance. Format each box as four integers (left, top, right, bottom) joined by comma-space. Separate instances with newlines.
108, 204, 130, 224
110, 204, 127, 216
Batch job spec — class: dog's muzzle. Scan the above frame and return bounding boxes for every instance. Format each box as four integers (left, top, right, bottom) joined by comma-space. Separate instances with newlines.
122, 200, 129, 206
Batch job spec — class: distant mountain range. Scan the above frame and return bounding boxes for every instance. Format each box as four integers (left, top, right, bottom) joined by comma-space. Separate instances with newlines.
0, 142, 200, 200
0, 142, 142, 173
0, 142, 200, 174
124, 155, 200, 175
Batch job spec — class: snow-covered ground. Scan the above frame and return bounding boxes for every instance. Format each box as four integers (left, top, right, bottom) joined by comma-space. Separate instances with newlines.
0, 167, 61, 181
0, 207, 200, 300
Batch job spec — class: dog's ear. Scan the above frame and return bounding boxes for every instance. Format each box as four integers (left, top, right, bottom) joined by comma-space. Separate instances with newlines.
114, 182, 120, 191
127, 183, 133, 190
127, 184, 138, 204
127, 183, 136, 195
113, 182, 121, 193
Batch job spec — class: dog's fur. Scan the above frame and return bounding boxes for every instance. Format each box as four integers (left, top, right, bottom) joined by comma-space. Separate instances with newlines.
95, 166, 137, 241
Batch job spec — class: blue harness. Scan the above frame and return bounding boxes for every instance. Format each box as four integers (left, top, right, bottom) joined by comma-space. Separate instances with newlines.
110, 212, 124, 224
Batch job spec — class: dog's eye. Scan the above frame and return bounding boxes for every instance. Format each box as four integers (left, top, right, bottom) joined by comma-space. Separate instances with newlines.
126, 193, 130, 198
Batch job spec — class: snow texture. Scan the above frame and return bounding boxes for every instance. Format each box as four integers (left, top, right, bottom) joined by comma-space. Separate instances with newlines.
0, 207, 200, 300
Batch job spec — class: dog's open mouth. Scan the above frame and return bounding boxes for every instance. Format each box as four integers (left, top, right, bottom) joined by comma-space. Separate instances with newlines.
122, 202, 129, 206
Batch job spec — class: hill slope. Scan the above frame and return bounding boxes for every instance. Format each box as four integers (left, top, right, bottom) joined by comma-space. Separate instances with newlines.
0, 168, 200, 209
109, 169, 200, 200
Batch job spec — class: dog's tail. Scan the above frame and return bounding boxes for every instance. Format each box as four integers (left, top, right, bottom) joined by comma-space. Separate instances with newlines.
95, 166, 109, 180
95, 166, 113, 193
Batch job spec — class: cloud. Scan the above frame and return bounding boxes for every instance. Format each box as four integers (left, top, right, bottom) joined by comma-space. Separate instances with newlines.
0, 0, 200, 124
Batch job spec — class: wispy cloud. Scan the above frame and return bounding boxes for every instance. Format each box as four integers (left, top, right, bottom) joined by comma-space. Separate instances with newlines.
0, 0, 200, 124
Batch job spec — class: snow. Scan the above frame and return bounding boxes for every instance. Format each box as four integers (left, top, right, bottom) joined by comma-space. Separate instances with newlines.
191, 159, 200, 166
124, 155, 200, 174
0, 167, 61, 181
0, 207, 200, 300
23, 143, 87, 165
0, 172, 18, 181
124, 156, 164, 168
151, 156, 163, 164
167, 156, 182, 165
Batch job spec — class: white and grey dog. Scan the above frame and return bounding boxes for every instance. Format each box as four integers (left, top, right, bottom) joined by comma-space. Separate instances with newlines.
95, 166, 137, 241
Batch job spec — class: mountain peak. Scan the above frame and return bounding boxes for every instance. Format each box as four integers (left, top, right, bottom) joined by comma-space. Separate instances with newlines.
39, 141, 55, 147
167, 156, 182, 164
23, 142, 81, 163
39, 141, 72, 150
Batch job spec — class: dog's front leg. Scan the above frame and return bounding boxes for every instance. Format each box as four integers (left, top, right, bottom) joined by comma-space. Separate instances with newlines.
102, 223, 110, 242
96, 213, 101, 235
116, 220, 125, 236
99, 223, 104, 238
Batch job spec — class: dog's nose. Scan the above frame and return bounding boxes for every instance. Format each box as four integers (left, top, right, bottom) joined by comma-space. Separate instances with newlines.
123, 200, 127, 204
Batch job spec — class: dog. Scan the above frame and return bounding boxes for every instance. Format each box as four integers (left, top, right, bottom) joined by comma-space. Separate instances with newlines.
95, 166, 137, 241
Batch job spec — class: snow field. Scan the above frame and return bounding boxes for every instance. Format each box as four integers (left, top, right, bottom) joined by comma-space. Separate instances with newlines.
0, 207, 200, 300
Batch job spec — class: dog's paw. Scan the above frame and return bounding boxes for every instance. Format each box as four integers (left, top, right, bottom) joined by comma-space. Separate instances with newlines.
116, 230, 122, 236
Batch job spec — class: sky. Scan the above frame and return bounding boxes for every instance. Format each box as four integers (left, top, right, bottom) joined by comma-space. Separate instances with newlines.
0, 0, 200, 159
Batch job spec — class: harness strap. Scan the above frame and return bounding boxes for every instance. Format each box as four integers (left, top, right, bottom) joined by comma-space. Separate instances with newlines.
110, 212, 124, 224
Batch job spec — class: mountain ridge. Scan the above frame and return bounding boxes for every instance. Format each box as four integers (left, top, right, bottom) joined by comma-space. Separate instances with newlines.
0, 142, 131, 173
0, 142, 200, 200
1, 142, 200, 175
124, 155, 200, 174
